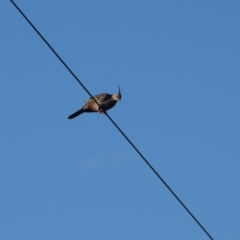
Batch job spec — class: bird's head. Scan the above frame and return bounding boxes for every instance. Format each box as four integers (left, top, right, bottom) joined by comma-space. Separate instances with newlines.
112, 86, 122, 101
112, 87, 122, 101
117, 86, 122, 101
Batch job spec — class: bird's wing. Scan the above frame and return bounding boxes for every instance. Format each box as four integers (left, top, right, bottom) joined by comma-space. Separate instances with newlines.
85, 93, 112, 103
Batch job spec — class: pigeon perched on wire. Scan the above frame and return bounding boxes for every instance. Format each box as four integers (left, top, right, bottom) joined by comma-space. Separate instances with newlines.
68, 87, 121, 119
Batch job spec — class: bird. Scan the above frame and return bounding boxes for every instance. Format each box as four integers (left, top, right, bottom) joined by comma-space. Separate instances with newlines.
68, 87, 121, 119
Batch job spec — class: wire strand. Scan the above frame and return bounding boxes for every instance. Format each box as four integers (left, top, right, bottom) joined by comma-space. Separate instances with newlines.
10, 1, 214, 239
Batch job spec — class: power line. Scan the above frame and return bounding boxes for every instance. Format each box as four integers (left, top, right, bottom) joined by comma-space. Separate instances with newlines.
10, 1, 214, 239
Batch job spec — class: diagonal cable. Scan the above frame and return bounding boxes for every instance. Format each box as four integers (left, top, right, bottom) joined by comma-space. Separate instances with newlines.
10, 1, 214, 239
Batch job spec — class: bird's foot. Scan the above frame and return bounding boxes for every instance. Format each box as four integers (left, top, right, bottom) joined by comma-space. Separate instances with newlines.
98, 109, 106, 114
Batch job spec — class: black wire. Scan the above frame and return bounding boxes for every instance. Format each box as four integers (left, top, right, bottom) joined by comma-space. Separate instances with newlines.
10, 1, 214, 239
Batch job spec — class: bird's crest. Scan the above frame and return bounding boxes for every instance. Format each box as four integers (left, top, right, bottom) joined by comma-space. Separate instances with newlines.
118, 86, 122, 101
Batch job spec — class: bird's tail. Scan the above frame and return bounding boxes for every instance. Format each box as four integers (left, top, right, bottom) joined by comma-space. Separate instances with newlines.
68, 108, 84, 119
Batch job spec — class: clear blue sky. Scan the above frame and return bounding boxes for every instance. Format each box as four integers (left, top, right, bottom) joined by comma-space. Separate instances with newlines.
1, 1, 240, 239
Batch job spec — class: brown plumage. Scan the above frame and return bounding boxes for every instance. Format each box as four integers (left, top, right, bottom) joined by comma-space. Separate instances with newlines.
68, 87, 121, 119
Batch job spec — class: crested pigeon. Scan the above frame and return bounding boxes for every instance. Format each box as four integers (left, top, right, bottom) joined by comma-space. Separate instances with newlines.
68, 87, 121, 119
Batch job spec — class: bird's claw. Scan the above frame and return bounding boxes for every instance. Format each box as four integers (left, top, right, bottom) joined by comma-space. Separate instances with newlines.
98, 108, 106, 114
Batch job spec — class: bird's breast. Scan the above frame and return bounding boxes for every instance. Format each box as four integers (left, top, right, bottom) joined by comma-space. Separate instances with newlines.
100, 100, 117, 110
